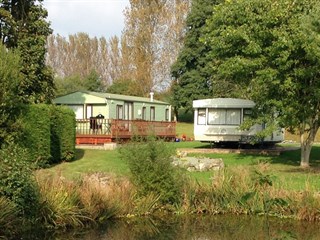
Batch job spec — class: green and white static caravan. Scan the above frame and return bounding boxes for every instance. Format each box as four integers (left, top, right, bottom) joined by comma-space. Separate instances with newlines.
193, 98, 284, 145
53, 91, 172, 122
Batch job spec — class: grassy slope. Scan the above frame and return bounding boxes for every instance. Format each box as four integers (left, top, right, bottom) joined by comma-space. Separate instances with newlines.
38, 139, 320, 191
37, 122, 320, 191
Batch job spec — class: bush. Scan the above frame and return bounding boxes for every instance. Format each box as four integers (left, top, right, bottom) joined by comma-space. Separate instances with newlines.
18, 104, 51, 167
0, 143, 40, 218
50, 105, 76, 163
0, 43, 23, 146
120, 136, 183, 205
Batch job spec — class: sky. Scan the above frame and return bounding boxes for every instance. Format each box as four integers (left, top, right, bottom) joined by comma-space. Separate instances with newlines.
43, 0, 130, 39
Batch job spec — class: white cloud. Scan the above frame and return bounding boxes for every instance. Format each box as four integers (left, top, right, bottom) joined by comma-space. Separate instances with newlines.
43, 0, 129, 38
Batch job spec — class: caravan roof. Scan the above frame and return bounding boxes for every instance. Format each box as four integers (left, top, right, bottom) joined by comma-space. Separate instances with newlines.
193, 98, 255, 109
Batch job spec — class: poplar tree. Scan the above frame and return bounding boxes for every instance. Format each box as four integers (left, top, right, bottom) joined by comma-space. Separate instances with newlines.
123, 0, 190, 96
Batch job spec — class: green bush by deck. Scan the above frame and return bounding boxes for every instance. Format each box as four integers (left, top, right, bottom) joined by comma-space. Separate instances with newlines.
50, 105, 76, 163
18, 104, 75, 167
19, 104, 51, 167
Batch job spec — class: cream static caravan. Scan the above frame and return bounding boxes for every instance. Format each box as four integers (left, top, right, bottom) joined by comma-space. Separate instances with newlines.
193, 98, 284, 145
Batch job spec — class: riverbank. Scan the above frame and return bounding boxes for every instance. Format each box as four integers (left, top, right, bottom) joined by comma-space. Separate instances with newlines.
2, 142, 320, 238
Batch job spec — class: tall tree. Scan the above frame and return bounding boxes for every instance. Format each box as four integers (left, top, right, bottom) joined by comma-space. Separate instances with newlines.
46, 33, 123, 89
123, 0, 190, 96
170, 0, 220, 114
0, 0, 54, 103
204, 0, 320, 167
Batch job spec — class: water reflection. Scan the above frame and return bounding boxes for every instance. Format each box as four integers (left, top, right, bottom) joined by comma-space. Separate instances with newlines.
20, 215, 320, 240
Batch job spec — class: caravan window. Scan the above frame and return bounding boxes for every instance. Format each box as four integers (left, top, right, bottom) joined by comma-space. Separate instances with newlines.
150, 107, 155, 121
86, 105, 93, 119
165, 109, 169, 121
226, 109, 241, 125
197, 108, 206, 125
142, 107, 146, 120
243, 108, 252, 122
116, 105, 123, 119
208, 109, 226, 124
208, 108, 241, 125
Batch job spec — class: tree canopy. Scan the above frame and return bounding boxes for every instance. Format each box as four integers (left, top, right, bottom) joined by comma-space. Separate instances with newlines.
0, 0, 54, 103
54, 70, 104, 96
171, 0, 221, 113
204, 0, 320, 167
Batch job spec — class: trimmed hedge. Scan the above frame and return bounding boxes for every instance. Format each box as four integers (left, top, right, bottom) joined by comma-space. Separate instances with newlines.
18, 104, 76, 167
19, 104, 51, 167
50, 105, 75, 163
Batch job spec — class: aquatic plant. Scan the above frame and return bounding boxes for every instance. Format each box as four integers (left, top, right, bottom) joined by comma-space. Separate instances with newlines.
0, 196, 20, 237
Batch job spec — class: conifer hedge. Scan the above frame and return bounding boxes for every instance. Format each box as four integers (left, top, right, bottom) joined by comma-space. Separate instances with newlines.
50, 105, 76, 163
19, 104, 51, 167
18, 104, 75, 167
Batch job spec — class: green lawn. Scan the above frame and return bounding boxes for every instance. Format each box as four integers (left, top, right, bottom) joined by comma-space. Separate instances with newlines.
38, 141, 320, 191
176, 122, 194, 139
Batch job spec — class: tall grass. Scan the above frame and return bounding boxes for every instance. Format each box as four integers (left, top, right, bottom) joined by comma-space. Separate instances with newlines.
37, 175, 90, 228
178, 164, 320, 221
0, 197, 20, 237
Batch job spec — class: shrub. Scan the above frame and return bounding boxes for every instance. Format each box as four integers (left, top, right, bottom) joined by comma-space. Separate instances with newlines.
0, 143, 40, 218
0, 43, 23, 146
50, 105, 76, 163
18, 104, 51, 167
120, 136, 183, 205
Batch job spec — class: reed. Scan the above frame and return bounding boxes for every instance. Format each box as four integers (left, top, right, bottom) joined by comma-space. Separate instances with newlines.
78, 173, 135, 219
36, 172, 141, 228
37, 175, 90, 228
178, 164, 295, 217
0, 196, 20, 236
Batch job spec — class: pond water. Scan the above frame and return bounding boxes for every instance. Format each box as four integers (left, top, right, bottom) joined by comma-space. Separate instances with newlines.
19, 215, 320, 240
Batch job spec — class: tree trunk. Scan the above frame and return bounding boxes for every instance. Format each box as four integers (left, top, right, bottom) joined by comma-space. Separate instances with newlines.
300, 137, 311, 168
299, 119, 319, 168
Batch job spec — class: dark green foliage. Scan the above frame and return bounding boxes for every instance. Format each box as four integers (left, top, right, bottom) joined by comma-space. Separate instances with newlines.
18, 104, 51, 167
55, 70, 104, 96
0, 143, 40, 218
204, 0, 320, 166
50, 105, 76, 163
16, 104, 76, 166
171, 0, 221, 113
0, 43, 23, 145
0, 0, 54, 103
120, 136, 183, 204
106, 79, 135, 95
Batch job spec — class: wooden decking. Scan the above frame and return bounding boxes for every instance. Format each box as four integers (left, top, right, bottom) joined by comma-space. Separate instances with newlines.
76, 119, 176, 145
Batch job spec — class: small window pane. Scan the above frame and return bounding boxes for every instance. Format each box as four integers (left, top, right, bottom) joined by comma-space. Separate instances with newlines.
117, 105, 123, 119
226, 109, 241, 125
165, 109, 169, 121
86, 105, 92, 119
208, 109, 226, 125
142, 107, 146, 120
197, 108, 206, 125
150, 107, 155, 121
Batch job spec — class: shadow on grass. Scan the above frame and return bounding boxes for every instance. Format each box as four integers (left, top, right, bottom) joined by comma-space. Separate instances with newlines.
234, 145, 320, 170
74, 149, 85, 161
